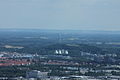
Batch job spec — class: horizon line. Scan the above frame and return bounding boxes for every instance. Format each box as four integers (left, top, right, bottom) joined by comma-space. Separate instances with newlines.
0, 28, 120, 32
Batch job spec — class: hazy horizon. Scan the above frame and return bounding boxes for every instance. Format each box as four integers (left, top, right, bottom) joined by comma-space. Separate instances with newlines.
0, 0, 120, 31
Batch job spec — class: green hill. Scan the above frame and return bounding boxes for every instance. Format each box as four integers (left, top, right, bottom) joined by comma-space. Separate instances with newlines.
43, 44, 104, 56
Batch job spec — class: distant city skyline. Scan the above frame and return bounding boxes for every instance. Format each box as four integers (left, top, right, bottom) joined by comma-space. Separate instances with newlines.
0, 0, 120, 31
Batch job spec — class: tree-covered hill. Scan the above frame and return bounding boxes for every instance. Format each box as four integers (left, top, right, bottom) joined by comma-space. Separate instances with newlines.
43, 44, 104, 56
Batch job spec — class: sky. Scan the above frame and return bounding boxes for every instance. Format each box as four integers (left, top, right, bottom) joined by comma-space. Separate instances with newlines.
0, 0, 120, 31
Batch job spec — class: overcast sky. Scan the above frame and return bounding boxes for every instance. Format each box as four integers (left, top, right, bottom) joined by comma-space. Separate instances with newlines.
0, 0, 120, 30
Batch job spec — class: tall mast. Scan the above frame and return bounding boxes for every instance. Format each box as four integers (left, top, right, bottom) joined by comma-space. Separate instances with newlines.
58, 33, 62, 43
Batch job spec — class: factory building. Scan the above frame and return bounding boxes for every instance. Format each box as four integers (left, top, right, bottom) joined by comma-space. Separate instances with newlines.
26, 70, 48, 79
